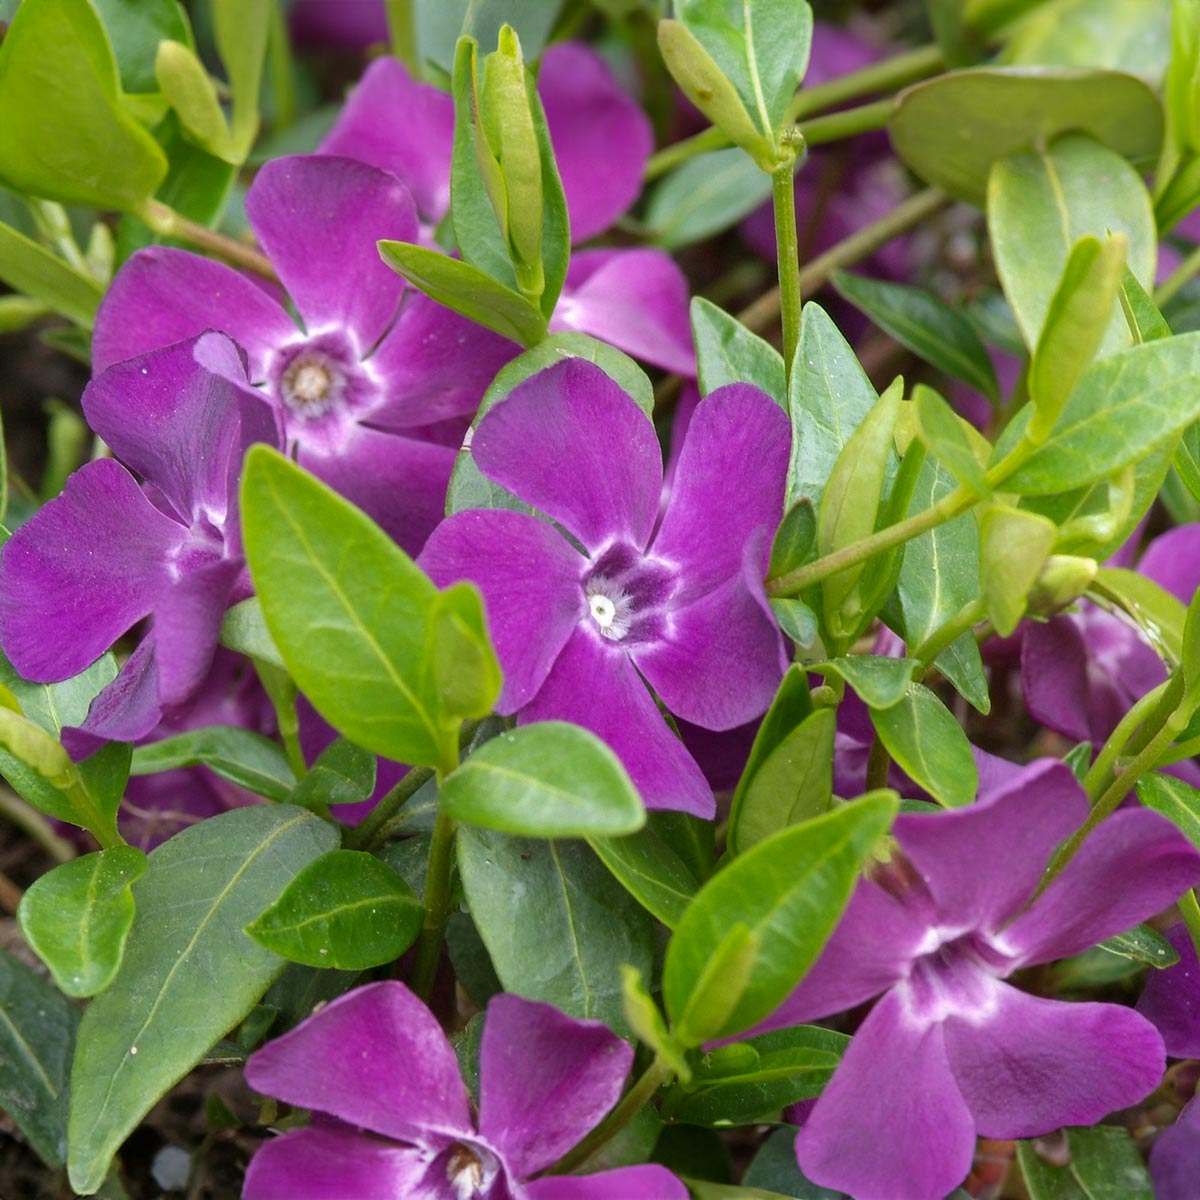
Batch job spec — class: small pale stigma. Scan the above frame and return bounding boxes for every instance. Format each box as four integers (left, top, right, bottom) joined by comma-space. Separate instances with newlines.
446, 1144, 485, 1199
280, 352, 341, 417
586, 578, 632, 640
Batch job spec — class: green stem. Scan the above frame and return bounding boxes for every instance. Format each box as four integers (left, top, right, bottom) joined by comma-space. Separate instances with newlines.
865, 734, 891, 792
1082, 679, 1175, 801
772, 156, 803, 380
138, 199, 278, 281
410, 805, 457, 1001
0, 788, 75, 863
1179, 888, 1200, 965
799, 99, 894, 148
345, 766, 434, 851
385, 0, 420, 74
913, 598, 987, 674
550, 1057, 675, 1175
1155, 241, 1200, 308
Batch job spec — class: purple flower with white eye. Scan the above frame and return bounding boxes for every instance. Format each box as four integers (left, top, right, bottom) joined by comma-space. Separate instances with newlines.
242, 981, 688, 1200
93, 154, 517, 553
0, 333, 281, 751
1151, 1093, 1200, 1200
320, 44, 695, 376
418, 359, 789, 817
744, 759, 1200, 1200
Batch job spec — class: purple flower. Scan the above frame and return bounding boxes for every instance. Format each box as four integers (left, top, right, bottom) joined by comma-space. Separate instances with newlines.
1138, 922, 1200, 1058
746, 759, 1200, 1200
418, 359, 789, 816
242, 981, 687, 1200
0, 333, 280, 750
289, 0, 388, 50
1150, 1093, 1200, 1200
321, 46, 695, 375
93, 154, 516, 552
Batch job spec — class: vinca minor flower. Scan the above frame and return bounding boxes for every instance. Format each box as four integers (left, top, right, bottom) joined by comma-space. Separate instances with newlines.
242, 981, 687, 1200
419, 359, 790, 815
746, 759, 1200, 1200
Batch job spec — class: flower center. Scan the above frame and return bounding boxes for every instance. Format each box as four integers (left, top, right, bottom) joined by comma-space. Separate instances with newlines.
440, 1140, 504, 1200
581, 542, 679, 647
587, 580, 633, 640
279, 350, 345, 418
899, 929, 1016, 1028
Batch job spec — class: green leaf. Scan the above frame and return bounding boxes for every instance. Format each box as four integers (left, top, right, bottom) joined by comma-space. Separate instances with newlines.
378, 239, 547, 345
787, 302, 879, 510
130, 726, 295, 801
990, 134, 1156, 355
691, 296, 786, 403
92, 0, 193, 95
891, 67, 1163, 207
289, 738, 376, 810
588, 827, 700, 928
979, 505, 1058, 636
1090, 566, 1185, 666
816, 656, 919, 710
663, 1026, 848, 1126
156, 40, 233, 160
428, 582, 502, 722
67, 805, 337, 1194
0, 221, 103, 327
663, 792, 897, 1042
674, 922, 762, 1048
1120, 268, 1173, 344
870, 684, 978, 808
241, 447, 455, 770
211, 0, 269, 161
645, 148, 775, 249
742, 1124, 847, 1198
1138, 771, 1200, 849
997, 332, 1200, 495
770, 597, 819, 648
1098, 922, 1181, 969
0, 947, 79, 1166
1018, 1125, 1153, 1200
0, 0, 167, 209
441, 722, 644, 838
457, 828, 654, 1037
621, 967, 690, 1080
833, 271, 998, 402
769, 499, 817, 581
218, 596, 284, 670
914, 384, 990, 494
17, 847, 146, 998
246, 849, 423, 970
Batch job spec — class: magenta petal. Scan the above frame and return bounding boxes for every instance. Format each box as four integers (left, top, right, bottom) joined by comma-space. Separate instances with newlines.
894, 760, 1087, 934
244, 982, 472, 1143
526, 1166, 689, 1200
539, 43, 652, 242
92, 247, 294, 378
1005, 808, 1200, 965
796, 990, 976, 1200
0, 460, 185, 681
472, 359, 663, 552
319, 56, 454, 223
479, 994, 632, 1177
945, 984, 1165, 1138
651, 384, 789, 597
243, 1125, 428, 1200
1139, 524, 1200, 605
298, 425, 455, 556
1136, 923, 1200, 1057
418, 510, 586, 713
289, 0, 389, 50
552, 250, 695, 376
62, 638, 161, 759
520, 628, 714, 817
1151, 1094, 1200, 1200
154, 558, 241, 710
246, 155, 416, 350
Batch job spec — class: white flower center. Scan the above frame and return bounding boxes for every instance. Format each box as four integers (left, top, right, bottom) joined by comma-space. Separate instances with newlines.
586, 577, 633, 640
279, 350, 346, 418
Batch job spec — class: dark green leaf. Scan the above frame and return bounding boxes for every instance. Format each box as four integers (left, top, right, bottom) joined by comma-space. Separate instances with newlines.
1138, 771, 1200, 848
289, 738, 376, 810
218, 596, 284, 670
1098, 922, 1180, 969
131, 726, 295, 801
1018, 1125, 1153, 1200
769, 499, 817, 580
92, 0, 192, 95
770, 597, 819, 647
692, 295, 785, 403
816, 657, 918, 710
589, 826, 701, 928
870, 684, 977, 808
646, 148, 774, 249
743, 1125, 848, 1198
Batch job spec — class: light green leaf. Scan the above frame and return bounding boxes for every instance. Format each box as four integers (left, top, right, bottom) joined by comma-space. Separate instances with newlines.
645, 148, 775, 249
130, 726, 295, 801
155, 40, 233, 161
218, 596, 284, 670
212, 0, 269, 161
979, 505, 1057, 636
1098, 922, 1180, 969
913, 384, 990, 494
588, 827, 700, 928
816, 656, 919, 710
1138, 771, 1200, 849
0, 221, 103, 327
1090, 566, 1185, 666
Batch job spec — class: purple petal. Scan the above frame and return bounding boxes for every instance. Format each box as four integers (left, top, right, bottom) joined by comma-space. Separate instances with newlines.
945, 984, 1165, 1137
526, 1166, 689, 1200
319, 56, 454, 223
520, 627, 714, 817
243, 1124, 428, 1200
246, 155, 416, 350
0, 460, 185, 681
551, 249, 694, 376
244, 981, 473, 1143
92, 247, 294, 378
1139, 524, 1200, 605
289, 0, 389, 50
1137, 923, 1200, 1057
893, 760, 1087, 933
1006, 808, 1200, 965
368, 289, 519, 427
796, 989, 976, 1200
62, 638, 161, 760
298, 426, 455, 557
418, 510, 586, 713
650, 384, 790, 598
479, 994, 632, 1177
539, 43, 652, 242
472, 359, 663, 553
1151, 1094, 1200, 1200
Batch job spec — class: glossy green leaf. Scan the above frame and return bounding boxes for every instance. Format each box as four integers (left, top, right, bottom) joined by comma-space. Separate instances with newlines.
663, 792, 897, 1042
0, 947, 79, 1166
913, 384, 989, 494
1138, 771, 1200, 849
768, 499, 816, 581
379, 239, 547, 345
769, 596, 820, 648
0, 0, 167, 210
891, 68, 1163, 207
1098, 922, 1180, 969
0, 221, 103, 327
218, 596, 284, 670
675, 922, 761, 1049
990, 134, 1155, 355
1090, 567, 1184, 666
442, 722, 644, 838
645, 148, 775, 249
833, 271, 998, 402
870, 684, 978, 808
428, 582, 502, 722
92, 0, 193, 95
130, 726, 295, 801
588, 827, 700, 928
458, 827, 654, 1037
291, 737, 376, 810
691, 296, 786, 402
1018, 1125, 1153, 1200
246, 849, 422, 970
67, 805, 337, 1194
621, 967, 690, 1080
212, 0, 269, 161
17, 847, 146, 998
241, 447, 455, 770
817, 656, 919, 710
979, 505, 1057, 636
